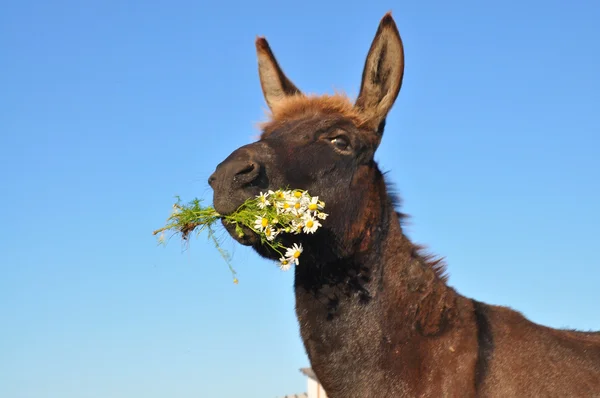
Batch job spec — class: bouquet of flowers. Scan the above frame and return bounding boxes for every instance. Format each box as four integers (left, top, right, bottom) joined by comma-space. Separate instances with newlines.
153, 189, 327, 283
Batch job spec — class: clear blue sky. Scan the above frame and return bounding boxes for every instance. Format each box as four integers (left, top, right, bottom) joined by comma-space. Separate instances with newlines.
1, 1, 599, 397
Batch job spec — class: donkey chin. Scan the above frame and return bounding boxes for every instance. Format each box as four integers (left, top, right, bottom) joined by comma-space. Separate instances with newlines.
222, 215, 260, 247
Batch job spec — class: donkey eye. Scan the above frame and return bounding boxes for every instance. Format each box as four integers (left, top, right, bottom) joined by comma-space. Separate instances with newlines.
330, 136, 350, 151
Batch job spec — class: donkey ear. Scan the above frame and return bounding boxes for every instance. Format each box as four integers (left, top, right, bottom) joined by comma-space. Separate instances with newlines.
355, 13, 405, 131
256, 37, 302, 110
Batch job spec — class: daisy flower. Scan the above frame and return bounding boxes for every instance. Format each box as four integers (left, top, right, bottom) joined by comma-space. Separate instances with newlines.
292, 190, 307, 203
254, 214, 269, 233
291, 201, 306, 216
288, 195, 308, 215
270, 190, 286, 201
297, 190, 312, 206
302, 213, 321, 234
291, 219, 304, 234
278, 190, 290, 201
285, 243, 303, 266
306, 196, 325, 213
317, 211, 329, 220
278, 257, 292, 271
276, 200, 293, 214
256, 192, 270, 209
264, 226, 279, 241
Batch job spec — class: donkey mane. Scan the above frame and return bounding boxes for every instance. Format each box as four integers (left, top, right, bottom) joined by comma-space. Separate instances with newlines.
385, 177, 449, 282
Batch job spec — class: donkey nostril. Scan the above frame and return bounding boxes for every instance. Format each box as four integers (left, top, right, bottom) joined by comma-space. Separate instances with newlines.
232, 161, 261, 188
235, 162, 256, 177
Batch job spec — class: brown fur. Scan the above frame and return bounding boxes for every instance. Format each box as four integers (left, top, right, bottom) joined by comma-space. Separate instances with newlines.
208, 12, 600, 397
259, 93, 370, 134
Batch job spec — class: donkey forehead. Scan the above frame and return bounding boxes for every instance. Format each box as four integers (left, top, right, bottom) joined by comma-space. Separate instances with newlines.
260, 114, 354, 140
259, 94, 378, 142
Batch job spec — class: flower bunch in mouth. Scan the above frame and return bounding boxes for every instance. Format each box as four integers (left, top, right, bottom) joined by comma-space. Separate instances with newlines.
153, 189, 328, 282
252, 189, 328, 270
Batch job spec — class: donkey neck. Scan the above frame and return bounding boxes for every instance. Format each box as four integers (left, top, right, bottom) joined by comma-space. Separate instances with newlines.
294, 207, 455, 333
294, 206, 461, 396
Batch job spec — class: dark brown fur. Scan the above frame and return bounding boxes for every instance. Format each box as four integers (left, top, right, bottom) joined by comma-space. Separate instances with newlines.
208, 12, 600, 397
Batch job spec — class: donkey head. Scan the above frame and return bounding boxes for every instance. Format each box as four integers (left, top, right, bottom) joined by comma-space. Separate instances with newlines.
209, 13, 404, 262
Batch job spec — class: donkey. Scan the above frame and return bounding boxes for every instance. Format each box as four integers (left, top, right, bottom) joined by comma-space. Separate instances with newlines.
208, 12, 600, 397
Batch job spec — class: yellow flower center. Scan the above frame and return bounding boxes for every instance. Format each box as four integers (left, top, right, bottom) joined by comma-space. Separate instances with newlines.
293, 250, 301, 258
294, 191, 302, 198
281, 260, 288, 265
283, 203, 290, 209
306, 220, 314, 228
294, 202, 301, 209
261, 218, 268, 227
308, 203, 318, 211
265, 227, 271, 236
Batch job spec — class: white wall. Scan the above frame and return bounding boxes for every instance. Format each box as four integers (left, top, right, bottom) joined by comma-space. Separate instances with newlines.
307, 377, 328, 398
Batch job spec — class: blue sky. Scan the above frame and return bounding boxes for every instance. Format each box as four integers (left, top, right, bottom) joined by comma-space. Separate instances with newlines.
1, 0, 599, 397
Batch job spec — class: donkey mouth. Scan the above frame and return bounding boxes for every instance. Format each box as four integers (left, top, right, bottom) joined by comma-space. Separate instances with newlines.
221, 218, 260, 247
210, 185, 263, 246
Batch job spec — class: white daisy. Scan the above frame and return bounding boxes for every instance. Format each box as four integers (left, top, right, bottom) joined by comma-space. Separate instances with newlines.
306, 196, 321, 212
278, 257, 292, 271
271, 190, 286, 201
291, 219, 304, 234
300, 191, 313, 206
285, 243, 303, 265
302, 214, 321, 234
253, 215, 269, 232
283, 190, 296, 201
288, 194, 308, 216
316, 211, 329, 220
276, 200, 293, 214
264, 226, 279, 241
256, 192, 270, 209
291, 203, 306, 217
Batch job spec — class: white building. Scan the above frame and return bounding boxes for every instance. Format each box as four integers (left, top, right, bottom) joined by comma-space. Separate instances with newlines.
300, 368, 328, 398
281, 368, 327, 398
